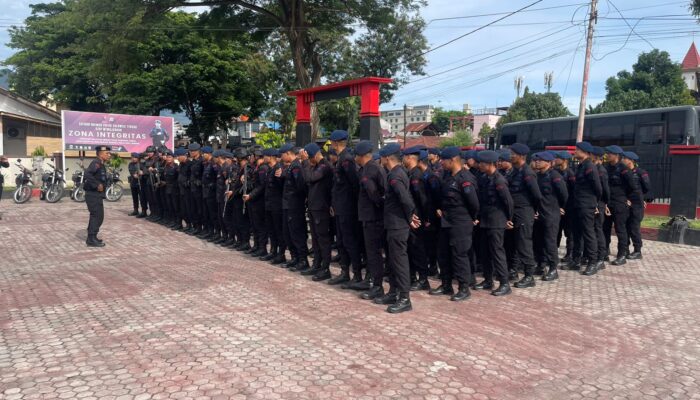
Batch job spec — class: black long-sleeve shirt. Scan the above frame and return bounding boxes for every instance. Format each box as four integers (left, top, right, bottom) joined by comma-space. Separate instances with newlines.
507, 164, 542, 224
247, 163, 269, 203
439, 169, 479, 227
265, 162, 284, 212
331, 148, 359, 216
536, 169, 568, 221
358, 161, 386, 222
574, 158, 602, 209
282, 160, 307, 210
384, 165, 415, 230
302, 159, 333, 211
84, 158, 107, 193
478, 171, 513, 229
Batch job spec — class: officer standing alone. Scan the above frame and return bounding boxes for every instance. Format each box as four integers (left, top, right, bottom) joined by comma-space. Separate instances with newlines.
84, 145, 111, 247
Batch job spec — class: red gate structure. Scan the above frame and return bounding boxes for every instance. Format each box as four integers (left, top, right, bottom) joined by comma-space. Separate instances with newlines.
288, 77, 393, 146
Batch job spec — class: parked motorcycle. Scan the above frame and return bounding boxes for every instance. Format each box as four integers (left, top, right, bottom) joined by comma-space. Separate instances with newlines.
70, 160, 86, 202
105, 167, 124, 202
40, 159, 67, 203
12, 159, 34, 204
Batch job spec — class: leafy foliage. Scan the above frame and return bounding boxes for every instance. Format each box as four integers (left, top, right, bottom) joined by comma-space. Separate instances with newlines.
439, 130, 473, 148
479, 123, 494, 139
591, 50, 695, 113
496, 88, 571, 130
255, 130, 286, 149
5, 1, 273, 140
432, 108, 471, 133
31, 146, 48, 157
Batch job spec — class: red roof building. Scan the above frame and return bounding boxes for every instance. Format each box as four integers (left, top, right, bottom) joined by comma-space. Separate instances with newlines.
681, 43, 700, 91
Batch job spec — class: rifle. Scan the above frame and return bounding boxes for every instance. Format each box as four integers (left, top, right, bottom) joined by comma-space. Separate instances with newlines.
223, 166, 231, 217
242, 164, 248, 213
135, 158, 143, 193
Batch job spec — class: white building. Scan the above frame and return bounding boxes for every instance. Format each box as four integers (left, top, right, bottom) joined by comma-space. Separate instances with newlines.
682, 42, 700, 91
380, 105, 435, 137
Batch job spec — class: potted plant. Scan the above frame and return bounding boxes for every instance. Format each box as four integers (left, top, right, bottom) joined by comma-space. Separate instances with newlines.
30, 146, 48, 186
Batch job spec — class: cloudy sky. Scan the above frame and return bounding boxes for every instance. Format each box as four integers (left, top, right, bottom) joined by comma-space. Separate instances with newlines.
1, 0, 699, 113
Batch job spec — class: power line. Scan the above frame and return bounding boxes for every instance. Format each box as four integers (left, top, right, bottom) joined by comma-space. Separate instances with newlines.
411, 0, 545, 61
426, 2, 587, 23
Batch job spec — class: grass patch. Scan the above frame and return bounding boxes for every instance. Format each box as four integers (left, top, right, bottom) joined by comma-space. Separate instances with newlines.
642, 215, 700, 229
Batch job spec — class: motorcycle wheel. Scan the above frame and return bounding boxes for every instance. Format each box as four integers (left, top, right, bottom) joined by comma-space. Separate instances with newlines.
73, 187, 86, 202
13, 186, 32, 204
46, 184, 64, 203
105, 183, 124, 202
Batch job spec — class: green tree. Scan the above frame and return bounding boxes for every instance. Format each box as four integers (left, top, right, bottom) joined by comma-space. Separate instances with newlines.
143, 0, 429, 138
439, 130, 473, 148
432, 107, 470, 133
479, 123, 494, 141
496, 88, 571, 130
591, 49, 695, 113
5, 2, 272, 141
255, 130, 286, 149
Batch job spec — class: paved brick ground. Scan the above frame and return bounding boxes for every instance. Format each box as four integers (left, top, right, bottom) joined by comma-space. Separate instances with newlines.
1, 199, 699, 400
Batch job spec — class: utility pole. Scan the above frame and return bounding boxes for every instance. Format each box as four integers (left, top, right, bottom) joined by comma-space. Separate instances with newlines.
544, 72, 554, 93
403, 103, 407, 147
576, 0, 598, 143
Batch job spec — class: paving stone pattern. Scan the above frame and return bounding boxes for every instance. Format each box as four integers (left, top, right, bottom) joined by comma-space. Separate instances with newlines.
1, 200, 699, 399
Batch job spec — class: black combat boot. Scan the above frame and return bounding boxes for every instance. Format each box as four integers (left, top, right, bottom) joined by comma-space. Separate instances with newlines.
360, 285, 384, 300
86, 234, 105, 248
373, 290, 398, 305
514, 274, 536, 289
542, 265, 559, 281
491, 282, 512, 296
290, 258, 310, 273
473, 280, 494, 291
410, 278, 430, 291
301, 261, 322, 276
271, 253, 286, 265
626, 251, 642, 260
429, 282, 454, 295
137, 212, 147, 219
284, 257, 298, 269
582, 262, 598, 276
611, 256, 626, 266
450, 284, 471, 302
311, 263, 332, 281
328, 267, 350, 285
260, 249, 276, 261
128, 210, 139, 216
534, 263, 545, 276
348, 271, 371, 291
387, 293, 412, 314
508, 269, 519, 282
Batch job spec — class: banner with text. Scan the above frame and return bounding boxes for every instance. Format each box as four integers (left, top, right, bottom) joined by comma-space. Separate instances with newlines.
62, 111, 174, 153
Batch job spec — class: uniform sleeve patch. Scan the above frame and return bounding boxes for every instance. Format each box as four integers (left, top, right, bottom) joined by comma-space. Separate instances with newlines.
524, 175, 533, 181
462, 181, 471, 187
553, 178, 561, 183
585, 168, 593, 174
361, 176, 368, 182
390, 179, 398, 185
411, 179, 420, 185
496, 184, 505, 190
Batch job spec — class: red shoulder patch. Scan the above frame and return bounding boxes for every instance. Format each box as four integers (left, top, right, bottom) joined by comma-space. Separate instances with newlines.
621, 169, 628, 175
410, 179, 419, 185
462, 181, 471, 187
585, 168, 593, 174
496, 184, 505, 190
524, 175, 533, 181
553, 177, 561, 183
390, 179, 398, 185
361, 176, 368, 182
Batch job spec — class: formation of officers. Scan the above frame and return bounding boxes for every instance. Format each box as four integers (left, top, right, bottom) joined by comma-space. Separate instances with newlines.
125, 131, 653, 313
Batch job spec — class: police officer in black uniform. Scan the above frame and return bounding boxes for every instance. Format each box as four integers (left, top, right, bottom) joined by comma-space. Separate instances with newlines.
474, 150, 514, 296
0, 155, 9, 202
592, 146, 610, 267
623, 151, 645, 260
375, 143, 418, 313
84, 145, 111, 247
419, 150, 442, 277
329, 130, 364, 287
507, 143, 542, 289
532, 151, 568, 281
175, 148, 191, 231
354, 141, 387, 300
162, 150, 179, 228
402, 146, 431, 291
570, 141, 603, 276
555, 151, 576, 263
429, 146, 480, 301
143, 146, 160, 221
232, 148, 252, 250
212, 150, 228, 244
263, 149, 286, 264
603, 145, 631, 265
279, 144, 309, 270
245, 148, 270, 256
188, 143, 205, 235
299, 142, 333, 279
200, 146, 219, 240
127, 152, 143, 216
